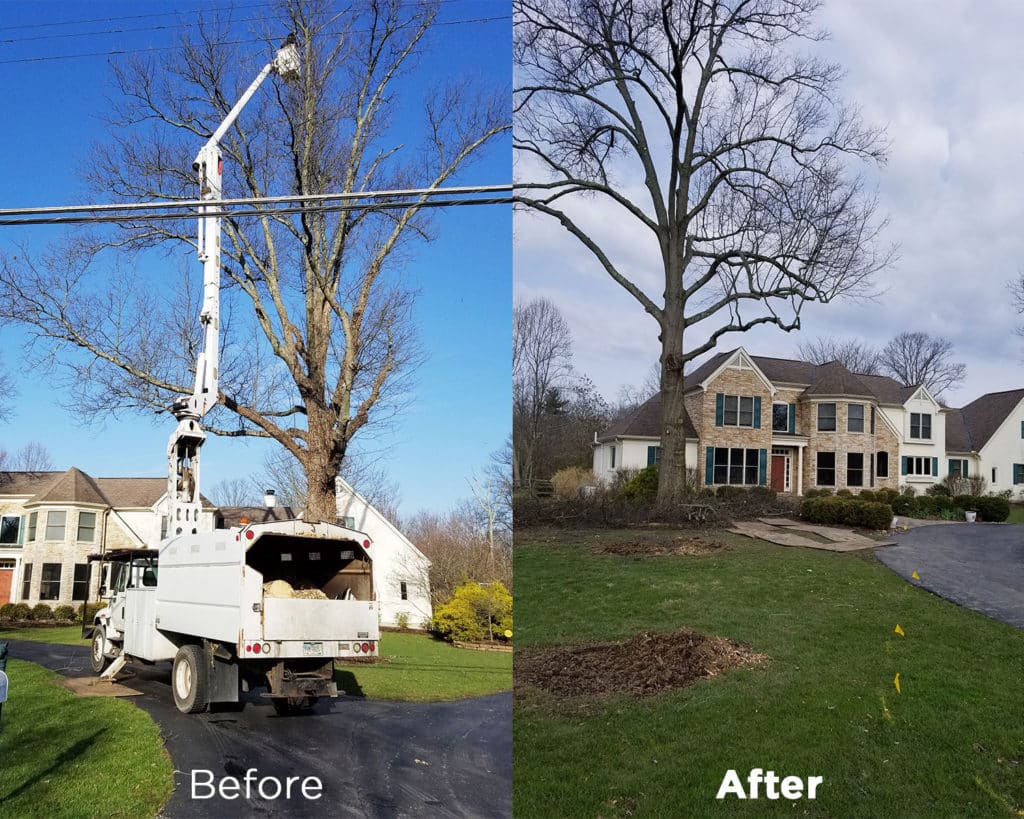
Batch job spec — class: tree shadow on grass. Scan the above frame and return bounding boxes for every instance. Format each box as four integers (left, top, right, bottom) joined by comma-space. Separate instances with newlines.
0, 729, 106, 803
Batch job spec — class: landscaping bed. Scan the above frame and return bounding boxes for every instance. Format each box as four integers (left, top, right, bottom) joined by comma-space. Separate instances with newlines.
592, 533, 724, 556
516, 629, 766, 699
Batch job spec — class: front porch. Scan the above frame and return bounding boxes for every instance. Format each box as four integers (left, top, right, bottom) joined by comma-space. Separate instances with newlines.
769, 437, 808, 495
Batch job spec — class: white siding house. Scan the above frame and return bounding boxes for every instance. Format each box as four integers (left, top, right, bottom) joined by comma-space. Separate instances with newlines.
335, 478, 432, 629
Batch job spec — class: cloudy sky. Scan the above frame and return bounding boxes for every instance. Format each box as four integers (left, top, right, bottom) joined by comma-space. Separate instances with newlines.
514, 0, 1024, 410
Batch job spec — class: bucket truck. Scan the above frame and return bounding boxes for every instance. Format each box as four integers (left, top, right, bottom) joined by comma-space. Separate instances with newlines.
85, 36, 381, 715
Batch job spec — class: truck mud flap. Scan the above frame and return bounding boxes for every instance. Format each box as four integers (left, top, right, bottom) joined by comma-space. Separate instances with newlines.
265, 659, 338, 699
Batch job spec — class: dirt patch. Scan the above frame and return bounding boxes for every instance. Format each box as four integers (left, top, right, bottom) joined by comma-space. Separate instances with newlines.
594, 535, 724, 556
515, 629, 767, 699
58, 677, 142, 698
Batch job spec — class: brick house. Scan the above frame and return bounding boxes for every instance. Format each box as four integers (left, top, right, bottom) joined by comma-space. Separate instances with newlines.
0, 468, 216, 607
593, 347, 949, 495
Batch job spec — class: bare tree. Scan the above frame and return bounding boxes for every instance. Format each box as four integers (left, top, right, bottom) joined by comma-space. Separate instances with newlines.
878, 331, 966, 399
209, 477, 261, 507
513, 297, 575, 487
797, 336, 881, 374
0, 356, 15, 424
0, 0, 507, 520
515, 0, 892, 504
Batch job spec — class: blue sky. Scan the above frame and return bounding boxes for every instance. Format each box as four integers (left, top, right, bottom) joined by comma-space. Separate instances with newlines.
0, 0, 510, 517
515, 0, 1024, 410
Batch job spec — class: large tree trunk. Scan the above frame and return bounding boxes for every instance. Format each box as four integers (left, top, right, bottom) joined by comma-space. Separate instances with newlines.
303, 404, 342, 522
656, 303, 689, 508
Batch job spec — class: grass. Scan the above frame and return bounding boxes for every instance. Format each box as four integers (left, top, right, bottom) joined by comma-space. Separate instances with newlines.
0, 659, 173, 818
1006, 504, 1024, 524
1, 626, 511, 702
514, 528, 1024, 817
0, 625, 90, 646
335, 631, 511, 701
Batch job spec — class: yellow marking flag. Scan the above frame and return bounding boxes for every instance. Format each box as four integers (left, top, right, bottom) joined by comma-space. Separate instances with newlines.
894, 672, 901, 694
911, 571, 920, 580
894, 624, 905, 637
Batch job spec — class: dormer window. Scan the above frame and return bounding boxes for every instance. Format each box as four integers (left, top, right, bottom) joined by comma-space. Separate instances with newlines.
910, 412, 932, 440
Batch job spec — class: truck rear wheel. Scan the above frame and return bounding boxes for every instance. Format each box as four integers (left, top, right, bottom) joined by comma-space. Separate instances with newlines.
172, 644, 209, 714
90, 627, 110, 674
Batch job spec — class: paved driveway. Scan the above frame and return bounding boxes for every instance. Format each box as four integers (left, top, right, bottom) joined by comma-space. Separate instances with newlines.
877, 523, 1024, 629
5, 640, 511, 818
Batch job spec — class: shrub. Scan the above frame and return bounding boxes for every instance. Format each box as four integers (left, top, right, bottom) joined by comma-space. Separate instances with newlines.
715, 485, 747, 500
975, 495, 1010, 522
6, 602, 32, 621
899, 484, 917, 497
804, 488, 833, 498
432, 580, 513, 643
0, 602, 19, 623
836, 489, 853, 498
550, 467, 595, 500
858, 489, 877, 502
802, 497, 893, 530
395, 612, 410, 630
53, 605, 77, 622
31, 603, 54, 621
623, 465, 659, 503
77, 602, 106, 622
874, 488, 899, 505
926, 483, 950, 496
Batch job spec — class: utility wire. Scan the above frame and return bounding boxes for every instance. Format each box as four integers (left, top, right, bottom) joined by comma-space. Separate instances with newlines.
0, 184, 513, 219
0, 14, 509, 65
0, 195, 514, 227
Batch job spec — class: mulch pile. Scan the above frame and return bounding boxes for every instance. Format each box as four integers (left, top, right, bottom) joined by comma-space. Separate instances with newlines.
594, 535, 723, 556
515, 629, 767, 699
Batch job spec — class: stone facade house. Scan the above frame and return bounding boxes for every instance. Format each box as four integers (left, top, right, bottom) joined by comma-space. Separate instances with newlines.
594, 347, 951, 495
0, 468, 216, 607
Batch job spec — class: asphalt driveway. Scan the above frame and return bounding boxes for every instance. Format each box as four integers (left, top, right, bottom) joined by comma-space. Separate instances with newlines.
5, 640, 511, 818
877, 523, 1024, 629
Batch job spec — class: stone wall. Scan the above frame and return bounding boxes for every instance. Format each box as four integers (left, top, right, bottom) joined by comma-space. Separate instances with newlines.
699, 368, 772, 486
800, 400, 899, 493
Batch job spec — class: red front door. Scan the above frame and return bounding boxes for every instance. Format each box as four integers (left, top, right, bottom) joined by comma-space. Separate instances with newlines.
771, 455, 786, 492
0, 569, 12, 604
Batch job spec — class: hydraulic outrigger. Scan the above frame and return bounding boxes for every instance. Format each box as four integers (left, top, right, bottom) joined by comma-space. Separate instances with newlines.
165, 35, 301, 536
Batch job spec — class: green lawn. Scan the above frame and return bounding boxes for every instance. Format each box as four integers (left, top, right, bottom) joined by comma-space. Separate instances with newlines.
1006, 504, 1024, 524
336, 631, 512, 701
0, 626, 511, 702
0, 659, 172, 818
514, 528, 1024, 817
0, 625, 90, 645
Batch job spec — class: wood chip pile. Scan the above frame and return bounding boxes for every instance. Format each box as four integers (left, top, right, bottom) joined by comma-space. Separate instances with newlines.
262, 579, 328, 600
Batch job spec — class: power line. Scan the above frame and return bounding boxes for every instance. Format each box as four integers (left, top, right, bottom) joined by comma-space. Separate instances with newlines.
0, 184, 513, 219
0, 195, 513, 227
0, 14, 510, 66
0, 185, 514, 227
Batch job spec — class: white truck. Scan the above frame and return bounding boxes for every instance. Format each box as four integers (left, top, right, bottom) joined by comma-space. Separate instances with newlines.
88, 519, 380, 714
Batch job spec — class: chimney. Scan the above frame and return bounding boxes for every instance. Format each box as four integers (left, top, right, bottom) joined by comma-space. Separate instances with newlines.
264, 489, 277, 508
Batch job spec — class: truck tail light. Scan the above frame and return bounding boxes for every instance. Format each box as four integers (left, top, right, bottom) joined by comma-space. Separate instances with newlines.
353, 643, 361, 653
245, 643, 252, 653
253, 642, 262, 654
361, 642, 369, 653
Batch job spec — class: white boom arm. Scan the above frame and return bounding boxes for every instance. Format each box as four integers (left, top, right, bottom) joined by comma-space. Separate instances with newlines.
166, 36, 300, 537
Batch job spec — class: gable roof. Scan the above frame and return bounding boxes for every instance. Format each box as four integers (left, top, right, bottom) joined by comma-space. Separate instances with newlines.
0, 468, 214, 509
598, 394, 697, 440
684, 348, 911, 403
946, 389, 1024, 453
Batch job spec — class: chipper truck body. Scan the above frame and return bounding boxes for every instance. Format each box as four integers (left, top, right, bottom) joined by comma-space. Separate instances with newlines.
88, 519, 379, 714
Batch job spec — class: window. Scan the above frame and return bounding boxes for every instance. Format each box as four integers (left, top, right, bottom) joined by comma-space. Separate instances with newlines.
647, 445, 661, 466
949, 459, 968, 478
772, 404, 790, 432
817, 404, 837, 432
45, 511, 66, 541
400, 581, 408, 601
993, 467, 998, 484
847, 453, 864, 487
817, 452, 836, 486
910, 412, 932, 440
72, 564, 90, 601
1014, 464, 1024, 485
877, 452, 889, 478
905, 457, 934, 476
344, 516, 356, 528
712, 448, 761, 485
27, 512, 37, 541
160, 516, 168, 539
870, 407, 876, 434
0, 515, 20, 545
77, 511, 97, 543
723, 395, 756, 427
21, 563, 32, 599
40, 563, 62, 601
848, 404, 864, 433
609, 446, 616, 469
